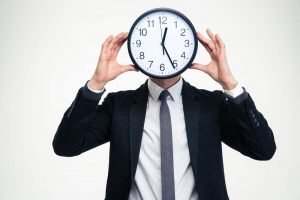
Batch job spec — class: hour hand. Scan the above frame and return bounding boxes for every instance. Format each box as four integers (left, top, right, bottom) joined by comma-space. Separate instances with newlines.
161, 27, 168, 53
160, 27, 168, 55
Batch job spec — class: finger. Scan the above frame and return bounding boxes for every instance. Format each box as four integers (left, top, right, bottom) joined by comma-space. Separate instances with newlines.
112, 32, 128, 57
197, 32, 210, 47
111, 32, 126, 50
121, 64, 138, 72
107, 32, 124, 54
215, 34, 225, 49
101, 35, 114, 52
191, 63, 209, 73
197, 32, 215, 53
206, 28, 216, 43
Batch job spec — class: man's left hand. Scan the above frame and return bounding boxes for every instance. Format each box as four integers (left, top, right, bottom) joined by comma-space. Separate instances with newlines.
191, 29, 238, 90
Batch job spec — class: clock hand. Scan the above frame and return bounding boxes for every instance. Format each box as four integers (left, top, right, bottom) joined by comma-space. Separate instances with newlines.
159, 18, 164, 55
161, 27, 168, 48
161, 27, 175, 69
163, 45, 176, 69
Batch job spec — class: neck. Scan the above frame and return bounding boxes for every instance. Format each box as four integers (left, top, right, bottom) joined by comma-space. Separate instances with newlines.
150, 75, 181, 89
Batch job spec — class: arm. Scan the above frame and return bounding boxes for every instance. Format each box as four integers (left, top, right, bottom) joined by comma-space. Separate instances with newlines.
52, 32, 137, 157
52, 82, 112, 156
219, 87, 276, 160
191, 28, 276, 160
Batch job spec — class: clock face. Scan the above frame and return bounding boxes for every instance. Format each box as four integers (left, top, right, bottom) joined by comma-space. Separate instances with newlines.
128, 8, 198, 79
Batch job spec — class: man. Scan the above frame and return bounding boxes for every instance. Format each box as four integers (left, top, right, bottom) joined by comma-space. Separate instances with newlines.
52, 29, 276, 200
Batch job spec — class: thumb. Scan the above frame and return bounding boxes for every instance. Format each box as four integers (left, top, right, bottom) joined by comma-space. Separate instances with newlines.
191, 63, 209, 73
122, 64, 138, 72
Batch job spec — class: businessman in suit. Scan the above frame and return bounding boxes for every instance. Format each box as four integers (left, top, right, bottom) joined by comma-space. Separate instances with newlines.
52, 30, 276, 200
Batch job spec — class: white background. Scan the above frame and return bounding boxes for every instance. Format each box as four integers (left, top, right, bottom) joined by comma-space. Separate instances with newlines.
0, 0, 299, 199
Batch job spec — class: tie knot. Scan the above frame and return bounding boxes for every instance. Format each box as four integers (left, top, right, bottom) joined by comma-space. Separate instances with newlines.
159, 90, 171, 101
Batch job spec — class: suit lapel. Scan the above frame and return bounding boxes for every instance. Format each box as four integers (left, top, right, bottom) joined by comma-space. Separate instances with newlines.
182, 79, 218, 191
181, 79, 200, 177
129, 80, 149, 181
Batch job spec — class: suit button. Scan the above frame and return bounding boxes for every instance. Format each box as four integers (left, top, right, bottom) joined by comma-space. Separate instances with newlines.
256, 121, 260, 127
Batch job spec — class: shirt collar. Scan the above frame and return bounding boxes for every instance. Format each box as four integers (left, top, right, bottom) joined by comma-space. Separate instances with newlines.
147, 77, 183, 101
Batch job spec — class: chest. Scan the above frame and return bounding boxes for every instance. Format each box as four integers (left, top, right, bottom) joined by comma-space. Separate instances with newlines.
142, 98, 190, 161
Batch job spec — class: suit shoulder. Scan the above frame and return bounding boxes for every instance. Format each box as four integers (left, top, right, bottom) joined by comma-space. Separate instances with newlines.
104, 89, 133, 98
103, 87, 141, 102
188, 83, 223, 97
187, 83, 225, 103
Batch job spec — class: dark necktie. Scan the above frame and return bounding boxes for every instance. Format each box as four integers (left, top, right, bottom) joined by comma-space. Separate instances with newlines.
159, 90, 175, 200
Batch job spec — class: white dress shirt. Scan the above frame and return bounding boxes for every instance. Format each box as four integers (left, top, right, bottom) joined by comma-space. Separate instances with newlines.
87, 77, 243, 200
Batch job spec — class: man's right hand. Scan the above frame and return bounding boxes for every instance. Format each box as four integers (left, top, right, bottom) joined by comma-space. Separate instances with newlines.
88, 32, 137, 90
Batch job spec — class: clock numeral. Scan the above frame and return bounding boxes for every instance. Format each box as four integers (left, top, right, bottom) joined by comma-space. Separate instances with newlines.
181, 52, 186, 59
160, 63, 165, 71
136, 40, 141, 47
147, 20, 155, 27
159, 16, 167, 25
174, 21, 178, 28
138, 28, 147, 36
139, 52, 145, 59
172, 60, 178, 68
184, 39, 190, 47
180, 28, 186, 36
148, 60, 153, 68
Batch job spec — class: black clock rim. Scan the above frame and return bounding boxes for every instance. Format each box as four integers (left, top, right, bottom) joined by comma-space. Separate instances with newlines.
127, 7, 198, 79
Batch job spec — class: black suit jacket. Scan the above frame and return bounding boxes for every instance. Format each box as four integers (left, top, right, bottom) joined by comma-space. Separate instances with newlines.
52, 79, 276, 200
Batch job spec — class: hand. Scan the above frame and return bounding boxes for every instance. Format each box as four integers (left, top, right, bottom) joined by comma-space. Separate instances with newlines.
191, 29, 238, 90
88, 32, 137, 90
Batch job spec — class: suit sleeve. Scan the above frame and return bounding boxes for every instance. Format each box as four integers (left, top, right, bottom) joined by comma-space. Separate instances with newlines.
52, 82, 113, 157
218, 87, 276, 160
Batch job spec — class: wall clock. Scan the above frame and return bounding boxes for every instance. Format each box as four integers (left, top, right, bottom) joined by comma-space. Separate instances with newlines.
127, 8, 198, 79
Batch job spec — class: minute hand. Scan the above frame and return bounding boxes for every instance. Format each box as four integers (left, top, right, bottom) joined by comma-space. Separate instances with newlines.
163, 45, 175, 69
